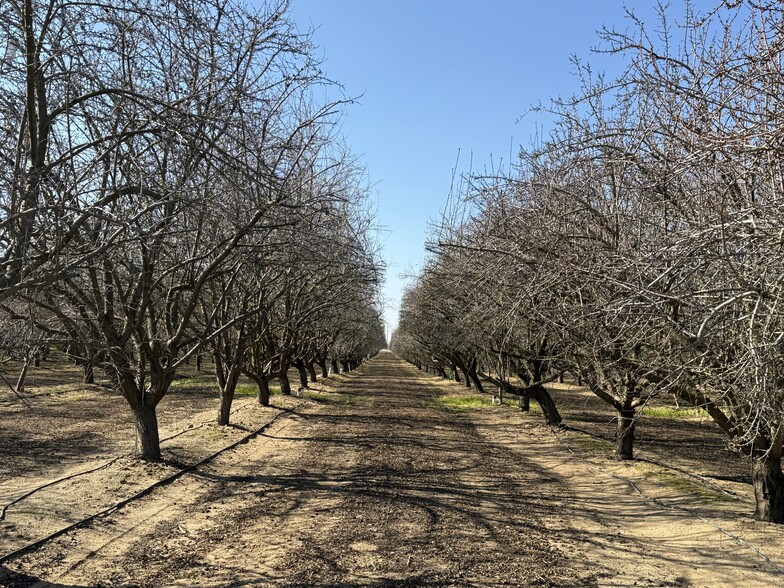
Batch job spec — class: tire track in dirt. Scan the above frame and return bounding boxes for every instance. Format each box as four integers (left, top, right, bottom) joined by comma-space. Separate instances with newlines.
4, 352, 784, 587
1, 353, 576, 587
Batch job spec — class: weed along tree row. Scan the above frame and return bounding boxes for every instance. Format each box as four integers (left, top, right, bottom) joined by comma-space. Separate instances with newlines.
0, 0, 386, 460
393, 2, 784, 524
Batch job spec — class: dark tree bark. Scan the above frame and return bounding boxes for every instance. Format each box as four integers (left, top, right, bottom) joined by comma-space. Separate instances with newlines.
452, 364, 461, 382
83, 361, 94, 384
752, 453, 784, 523
218, 389, 234, 426
15, 353, 32, 394
331, 359, 339, 374
306, 361, 318, 383
341, 360, 350, 372
132, 403, 161, 460
467, 359, 484, 393
318, 359, 329, 378
82, 345, 96, 384
279, 368, 292, 395
616, 408, 635, 460
214, 352, 242, 426
256, 377, 271, 406
748, 432, 784, 523
293, 358, 309, 389
519, 393, 530, 412
196, 353, 202, 372
529, 385, 562, 426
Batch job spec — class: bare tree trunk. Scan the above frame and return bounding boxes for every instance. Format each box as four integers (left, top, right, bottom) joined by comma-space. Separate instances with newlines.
257, 377, 271, 407
530, 385, 563, 426
196, 353, 202, 372
217, 368, 241, 426
467, 360, 484, 393
218, 390, 234, 426
752, 453, 784, 523
519, 393, 530, 412
279, 369, 292, 395
83, 361, 94, 384
83, 346, 95, 384
341, 360, 350, 373
293, 358, 309, 389
15, 353, 32, 394
452, 364, 461, 382
132, 404, 161, 461
331, 359, 339, 375
616, 409, 635, 460
306, 361, 318, 383
318, 359, 329, 378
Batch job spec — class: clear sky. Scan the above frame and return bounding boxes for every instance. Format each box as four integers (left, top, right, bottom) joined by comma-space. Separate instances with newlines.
286, 1, 669, 340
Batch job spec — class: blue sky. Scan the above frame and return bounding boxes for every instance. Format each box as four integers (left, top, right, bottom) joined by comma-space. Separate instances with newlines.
287, 1, 668, 339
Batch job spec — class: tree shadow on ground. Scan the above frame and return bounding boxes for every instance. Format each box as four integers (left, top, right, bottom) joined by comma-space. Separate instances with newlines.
0, 566, 89, 588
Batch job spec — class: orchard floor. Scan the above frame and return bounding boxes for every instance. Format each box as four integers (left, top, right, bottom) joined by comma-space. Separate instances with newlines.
2, 352, 784, 587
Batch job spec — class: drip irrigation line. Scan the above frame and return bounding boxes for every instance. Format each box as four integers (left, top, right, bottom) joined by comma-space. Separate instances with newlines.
0, 402, 303, 566
0, 397, 261, 520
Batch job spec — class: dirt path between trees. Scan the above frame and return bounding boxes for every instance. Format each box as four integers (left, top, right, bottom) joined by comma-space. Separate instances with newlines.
3, 351, 784, 587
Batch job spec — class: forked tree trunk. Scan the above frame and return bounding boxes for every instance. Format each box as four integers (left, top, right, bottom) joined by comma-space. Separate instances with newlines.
217, 366, 241, 426
752, 452, 784, 523
132, 404, 161, 460
463, 368, 471, 388
256, 378, 271, 407
306, 362, 318, 383
452, 364, 461, 382
616, 409, 635, 460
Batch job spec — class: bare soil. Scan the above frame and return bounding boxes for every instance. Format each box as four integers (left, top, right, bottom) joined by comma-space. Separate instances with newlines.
2, 352, 784, 587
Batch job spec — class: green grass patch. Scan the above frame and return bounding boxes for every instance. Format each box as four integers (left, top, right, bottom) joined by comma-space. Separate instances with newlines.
235, 384, 257, 397
646, 466, 733, 503
641, 406, 708, 419
432, 394, 495, 411
566, 433, 615, 453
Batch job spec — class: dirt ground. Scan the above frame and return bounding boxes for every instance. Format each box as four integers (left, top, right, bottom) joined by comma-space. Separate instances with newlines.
2, 352, 784, 587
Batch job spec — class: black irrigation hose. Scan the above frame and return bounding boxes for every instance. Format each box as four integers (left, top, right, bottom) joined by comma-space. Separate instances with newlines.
0, 402, 303, 566
0, 458, 120, 522
0, 397, 260, 521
